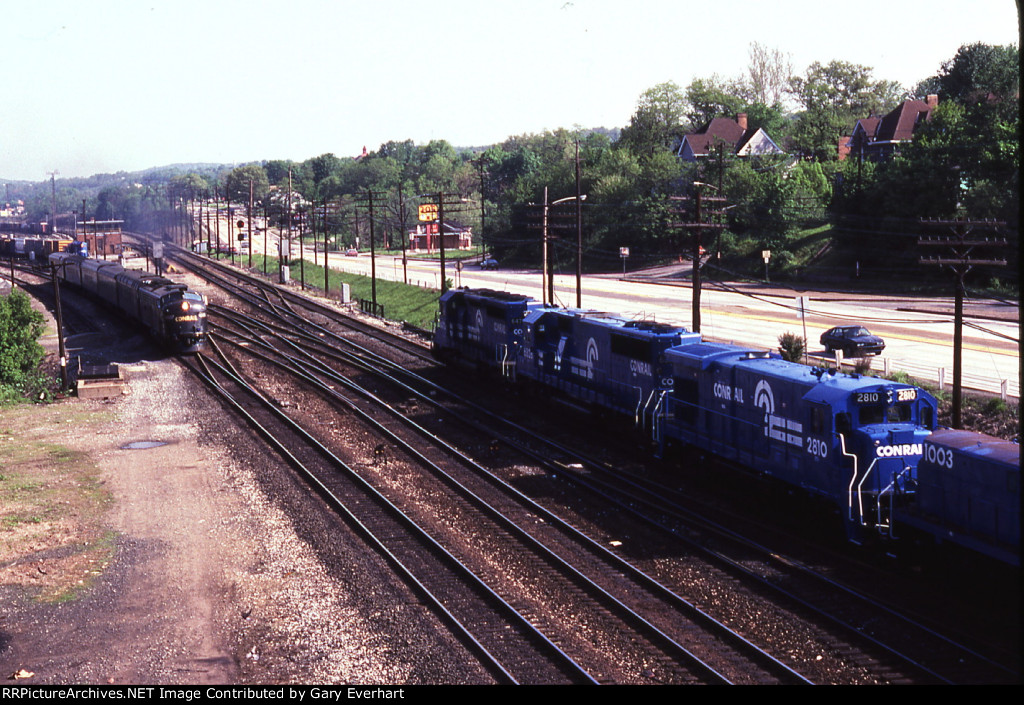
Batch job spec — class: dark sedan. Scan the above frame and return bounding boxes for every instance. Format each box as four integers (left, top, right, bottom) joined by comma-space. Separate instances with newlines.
820, 325, 885, 357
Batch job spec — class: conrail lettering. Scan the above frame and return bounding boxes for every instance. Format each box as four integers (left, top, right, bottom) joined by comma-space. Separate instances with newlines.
875, 443, 923, 458
713, 382, 744, 403
630, 359, 652, 376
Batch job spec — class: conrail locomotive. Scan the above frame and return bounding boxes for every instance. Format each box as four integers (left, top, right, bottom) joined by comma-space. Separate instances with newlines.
49, 252, 207, 353
434, 287, 1019, 565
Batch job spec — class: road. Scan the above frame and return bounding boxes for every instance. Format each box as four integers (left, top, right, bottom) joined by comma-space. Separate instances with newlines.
322, 250, 1020, 400
187, 213, 1018, 400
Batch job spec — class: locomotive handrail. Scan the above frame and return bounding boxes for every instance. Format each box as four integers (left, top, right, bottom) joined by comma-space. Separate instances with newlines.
641, 388, 659, 433
855, 457, 881, 527
649, 390, 668, 446
879, 465, 914, 539
839, 433, 860, 523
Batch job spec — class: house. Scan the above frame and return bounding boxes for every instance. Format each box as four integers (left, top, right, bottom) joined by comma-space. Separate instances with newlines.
843, 95, 938, 161
677, 113, 784, 161
408, 220, 472, 253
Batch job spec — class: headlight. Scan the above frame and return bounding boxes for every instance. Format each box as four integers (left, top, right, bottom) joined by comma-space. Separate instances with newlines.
181, 301, 191, 312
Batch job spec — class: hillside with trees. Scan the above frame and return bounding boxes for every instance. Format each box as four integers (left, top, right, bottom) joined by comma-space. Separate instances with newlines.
3, 42, 1017, 292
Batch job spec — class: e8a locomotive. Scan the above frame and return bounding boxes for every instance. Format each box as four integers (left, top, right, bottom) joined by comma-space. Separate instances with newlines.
434, 287, 1018, 565
49, 252, 207, 353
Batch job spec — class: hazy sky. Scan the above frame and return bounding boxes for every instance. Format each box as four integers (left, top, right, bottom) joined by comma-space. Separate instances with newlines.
1, 0, 1019, 182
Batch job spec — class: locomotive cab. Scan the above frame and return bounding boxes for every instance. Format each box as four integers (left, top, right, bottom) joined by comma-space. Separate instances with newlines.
831, 383, 938, 537
166, 291, 208, 353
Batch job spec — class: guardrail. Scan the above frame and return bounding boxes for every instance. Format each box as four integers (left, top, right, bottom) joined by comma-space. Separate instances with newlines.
817, 353, 1018, 400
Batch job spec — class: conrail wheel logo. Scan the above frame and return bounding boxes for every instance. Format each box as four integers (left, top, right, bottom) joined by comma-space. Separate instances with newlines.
755, 380, 775, 437
585, 337, 599, 380
754, 380, 775, 414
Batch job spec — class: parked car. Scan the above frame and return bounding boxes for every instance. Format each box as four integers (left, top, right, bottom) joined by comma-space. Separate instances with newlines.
345, 248, 359, 257
820, 325, 885, 356
480, 258, 499, 270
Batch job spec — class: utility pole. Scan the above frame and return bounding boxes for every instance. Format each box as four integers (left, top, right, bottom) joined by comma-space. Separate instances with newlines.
355, 189, 386, 309
50, 263, 68, 391
248, 179, 254, 268
669, 183, 727, 333
919, 218, 1008, 429
48, 171, 59, 236
575, 139, 584, 308
527, 189, 585, 307
419, 192, 469, 294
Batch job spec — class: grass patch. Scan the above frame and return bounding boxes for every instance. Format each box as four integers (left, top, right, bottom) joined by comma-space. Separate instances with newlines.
0, 404, 114, 602
216, 251, 442, 330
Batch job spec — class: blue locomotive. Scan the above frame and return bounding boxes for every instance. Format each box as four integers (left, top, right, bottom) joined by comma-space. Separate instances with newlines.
893, 429, 1019, 565
518, 307, 699, 424
49, 252, 208, 353
434, 288, 540, 378
434, 288, 1018, 565
659, 341, 937, 542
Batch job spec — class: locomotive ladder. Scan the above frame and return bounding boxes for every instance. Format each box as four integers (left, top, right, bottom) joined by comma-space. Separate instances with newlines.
497, 344, 516, 381
646, 389, 668, 447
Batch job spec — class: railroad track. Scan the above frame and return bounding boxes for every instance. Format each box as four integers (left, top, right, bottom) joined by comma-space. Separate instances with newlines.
201, 304, 811, 684
165, 244, 1018, 684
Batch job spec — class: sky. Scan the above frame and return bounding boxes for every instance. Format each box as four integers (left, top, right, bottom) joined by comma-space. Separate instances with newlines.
1, 0, 1019, 182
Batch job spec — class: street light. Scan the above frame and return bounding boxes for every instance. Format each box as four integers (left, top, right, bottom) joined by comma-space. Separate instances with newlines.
544, 193, 586, 306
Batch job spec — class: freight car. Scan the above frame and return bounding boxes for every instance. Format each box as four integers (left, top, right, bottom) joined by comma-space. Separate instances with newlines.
433, 288, 999, 558
893, 429, 1019, 565
1, 236, 79, 260
49, 252, 207, 353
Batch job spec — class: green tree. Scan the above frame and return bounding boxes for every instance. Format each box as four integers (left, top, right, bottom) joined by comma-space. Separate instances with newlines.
619, 82, 688, 155
937, 42, 1019, 112
224, 165, 269, 205
789, 60, 904, 160
684, 76, 746, 128
168, 173, 210, 201
0, 290, 47, 401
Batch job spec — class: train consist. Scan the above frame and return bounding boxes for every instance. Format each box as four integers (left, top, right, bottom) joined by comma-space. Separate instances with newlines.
434, 287, 1019, 565
1, 235, 86, 259
49, 252, 208, 353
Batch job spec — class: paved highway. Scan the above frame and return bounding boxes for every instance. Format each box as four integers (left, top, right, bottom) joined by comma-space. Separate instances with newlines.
190, 213, 1018, 400
321, 250, 1019, 400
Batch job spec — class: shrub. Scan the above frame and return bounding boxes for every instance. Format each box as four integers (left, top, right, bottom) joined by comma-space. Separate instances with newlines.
0, 290, 47, 401
777, 332, 806, 362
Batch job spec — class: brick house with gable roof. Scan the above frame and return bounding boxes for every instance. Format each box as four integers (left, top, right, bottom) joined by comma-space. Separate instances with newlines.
842, 95, 938, 161
677, 113, 785, 161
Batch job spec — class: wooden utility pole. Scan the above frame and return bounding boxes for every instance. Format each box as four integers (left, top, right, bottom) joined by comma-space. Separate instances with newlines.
527, 189, 585, 306
669, 185, 727, 333
355, 189, 386, 308
420, 192, 470, 293
50, 263, 68, 391
918, 218, 1008, 429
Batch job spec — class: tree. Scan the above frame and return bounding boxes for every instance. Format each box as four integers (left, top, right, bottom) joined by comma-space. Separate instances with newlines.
746, 42, 794, 108
937, 42, 1019, 109
619, 82, 688, 155
684, 76, 746, 128
224, 165, 269, 205
168, 173, 210, 201
789, 61, 905, 160
0, 289, 47, 401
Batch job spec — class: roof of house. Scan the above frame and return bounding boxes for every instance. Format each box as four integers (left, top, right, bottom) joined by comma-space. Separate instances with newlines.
851, 97, 937, 148
678, 114, 783, 160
